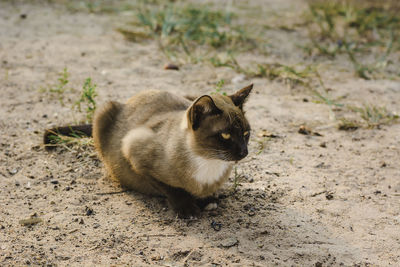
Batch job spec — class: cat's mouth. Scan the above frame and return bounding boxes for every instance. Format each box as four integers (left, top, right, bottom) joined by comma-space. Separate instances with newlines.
221, 152, 248, 162
231, 154, 248, 162
198, 147, 248, 162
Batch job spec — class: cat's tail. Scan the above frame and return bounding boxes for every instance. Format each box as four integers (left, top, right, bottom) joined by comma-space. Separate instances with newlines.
43, 124, 93, 150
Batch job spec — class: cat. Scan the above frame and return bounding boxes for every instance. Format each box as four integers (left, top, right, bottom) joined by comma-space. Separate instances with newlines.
44, 84, 253, 218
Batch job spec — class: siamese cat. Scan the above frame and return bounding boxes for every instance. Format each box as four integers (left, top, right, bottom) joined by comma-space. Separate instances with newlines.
44, 84, 253, 218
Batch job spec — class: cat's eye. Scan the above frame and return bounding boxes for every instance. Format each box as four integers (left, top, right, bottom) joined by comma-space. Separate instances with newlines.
221, 133, 231, 139
244, 131, 250, 136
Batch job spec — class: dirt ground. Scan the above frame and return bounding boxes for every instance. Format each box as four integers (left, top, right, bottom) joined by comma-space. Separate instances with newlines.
1, 0, 400, 266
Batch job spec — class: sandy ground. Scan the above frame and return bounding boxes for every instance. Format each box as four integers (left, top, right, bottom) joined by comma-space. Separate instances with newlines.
1, 1, 400, 266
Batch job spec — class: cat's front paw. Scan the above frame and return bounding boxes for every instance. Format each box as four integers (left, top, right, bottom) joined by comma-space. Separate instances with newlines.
171, 200, 201, 219
196, 196, 219, 210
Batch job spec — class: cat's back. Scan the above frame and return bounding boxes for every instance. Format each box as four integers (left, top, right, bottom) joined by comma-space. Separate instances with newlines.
119, 90, 191, 129
125, 90, 190, 119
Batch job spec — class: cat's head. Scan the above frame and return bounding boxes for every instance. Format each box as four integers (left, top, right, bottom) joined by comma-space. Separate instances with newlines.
187, 84, 253, 162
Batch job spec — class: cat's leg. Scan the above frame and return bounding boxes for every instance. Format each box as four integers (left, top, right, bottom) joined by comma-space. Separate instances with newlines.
147, 177, 201, 219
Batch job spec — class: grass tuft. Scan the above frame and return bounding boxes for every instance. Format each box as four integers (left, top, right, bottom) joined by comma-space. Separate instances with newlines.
348, 104, 399, 128
337, 118, 361, 131
45, 129, 93, 151
305, 0, 400, 79
210, 53, 316, 88
119, 2, 255, 63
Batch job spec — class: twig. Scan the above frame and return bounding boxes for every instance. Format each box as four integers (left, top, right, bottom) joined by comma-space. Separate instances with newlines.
138, 234, 177, 238
95, 190, 128, 196
89, 244, 100, 251
310, 190, 327, 197
182, 249, 195, 263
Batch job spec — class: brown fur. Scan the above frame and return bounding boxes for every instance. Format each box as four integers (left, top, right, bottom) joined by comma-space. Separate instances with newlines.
92, 85, 253, 217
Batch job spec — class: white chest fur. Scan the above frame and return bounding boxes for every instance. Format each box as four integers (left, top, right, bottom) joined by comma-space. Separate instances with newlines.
192, 155, 231, 185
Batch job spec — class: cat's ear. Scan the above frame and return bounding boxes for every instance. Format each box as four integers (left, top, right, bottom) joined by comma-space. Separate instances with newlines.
188, 95, 222, 130
229, 84, 253, 109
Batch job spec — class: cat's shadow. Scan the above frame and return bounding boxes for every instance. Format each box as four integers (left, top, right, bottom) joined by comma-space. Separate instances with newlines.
123, 187, 362, 265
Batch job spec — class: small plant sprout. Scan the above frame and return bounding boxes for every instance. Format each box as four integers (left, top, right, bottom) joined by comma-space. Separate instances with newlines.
214, 79, 227, 95
47, 68, 70, 106
74, 78, 98, 123
231, 166, 242, 192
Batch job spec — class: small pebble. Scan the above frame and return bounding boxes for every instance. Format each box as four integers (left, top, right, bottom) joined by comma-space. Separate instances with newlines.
8, 169, 18, 175
19, 217, 42, 226
231, 74, 246, 84
85, 207, 94, 216
211, 220, 222, 231
325, 193, 334, 200
164, 63, 179, 70
221, 237, 238, 248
